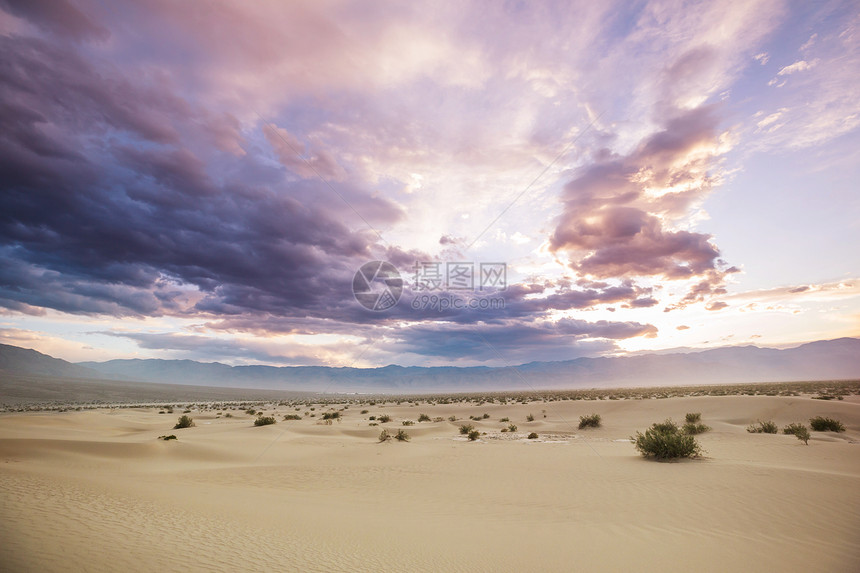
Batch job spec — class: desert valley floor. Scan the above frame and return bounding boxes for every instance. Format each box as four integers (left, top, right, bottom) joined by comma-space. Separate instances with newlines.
1, 392, 858, 572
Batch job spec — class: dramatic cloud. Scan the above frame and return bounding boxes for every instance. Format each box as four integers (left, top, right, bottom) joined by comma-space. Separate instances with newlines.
1, 1, 856, 366
550, 105, 735, 307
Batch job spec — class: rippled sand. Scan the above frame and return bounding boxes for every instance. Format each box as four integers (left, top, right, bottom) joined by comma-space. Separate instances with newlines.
2, 395, 858, 572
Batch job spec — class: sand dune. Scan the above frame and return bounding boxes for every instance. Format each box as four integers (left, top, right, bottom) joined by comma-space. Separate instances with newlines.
1, 395, 858, 572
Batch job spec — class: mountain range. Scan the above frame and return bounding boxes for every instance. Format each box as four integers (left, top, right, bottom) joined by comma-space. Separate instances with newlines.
1, 338, 859, 394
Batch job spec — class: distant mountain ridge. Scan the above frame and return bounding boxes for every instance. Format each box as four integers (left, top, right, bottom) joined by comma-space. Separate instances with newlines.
1, 338, 859, 393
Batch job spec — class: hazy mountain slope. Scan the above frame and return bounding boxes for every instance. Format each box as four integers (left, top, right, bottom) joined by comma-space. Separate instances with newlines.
3, 338, 858, 393
0, 344, 104, 380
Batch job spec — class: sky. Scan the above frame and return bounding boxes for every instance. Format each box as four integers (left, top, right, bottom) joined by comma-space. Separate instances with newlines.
1, 0, 859, 368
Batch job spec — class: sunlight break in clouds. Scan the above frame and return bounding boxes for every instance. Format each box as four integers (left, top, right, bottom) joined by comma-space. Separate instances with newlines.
0, 0, 858, 366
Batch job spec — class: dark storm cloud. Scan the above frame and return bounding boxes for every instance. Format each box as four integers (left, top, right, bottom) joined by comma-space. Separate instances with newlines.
0, 29, 403, 321
0, 0, 110, 42
388, 318, 655, 363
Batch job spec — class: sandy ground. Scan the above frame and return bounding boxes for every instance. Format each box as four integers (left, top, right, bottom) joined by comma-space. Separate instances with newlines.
1, 395, 858, 572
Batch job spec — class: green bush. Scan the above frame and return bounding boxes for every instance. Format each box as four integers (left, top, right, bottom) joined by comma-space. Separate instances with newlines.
499, 417, 510, 422
685, 413, 701, 423
322, 411, 340, 420
507, 423, 518, 432
783, 423, 810, 444
459, 424, 475, 435
747, 420, 778, 434
482, 413, 490, 419
418, 413, 431, 422
254, 416, 277, 426
632, 419, 703, 460
793, 426, 811, 444
526, 413, 535, 422
174, 415, 195, 429
395, 429, 410, 442
283, 414, 301, 420
527, 432, 539, 439
578, 414, 601, 429
378, 429, 391, 442
246, 409, 256, 415
682, 422, 710, 435
467, 429, 480, 441
378, 414, 392, 423
809, 416, 845, 432
402, 420, 414, 426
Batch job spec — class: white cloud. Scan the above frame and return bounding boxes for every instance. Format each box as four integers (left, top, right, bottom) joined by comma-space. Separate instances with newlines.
777, 59, 818, 75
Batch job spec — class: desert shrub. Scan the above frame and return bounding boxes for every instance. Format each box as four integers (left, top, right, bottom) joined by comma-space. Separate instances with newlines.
500, 428, 508, 432
685, 413, 702, 423
651, 420, 678, 433
378, 429, 391, 442
783, 423, 811, 444
792, 425, 811, 444
809, 416, 845, 432
283, 414, 301, 420
783, 422, 804, 435
224, 413, 233, 418
459, 424, 475, 435
448, 415, 458, 422
322, 411, 340, 420
378, 414, 392, 423
361, 410, 369, 414
433, 417, 444, 422
254, 416, 277, 426
482, 413, 490, 419
746, 420, 778, 434
526, 413, 535, 422
395, 429, 410, 442
499, 417, 510, 422
507, 423, 518, 432
682, 422, 711, 435
158, 411, 165, 414
632, 420, 703, 459
174, 415, 195, 429
418, 413, 431, 422
159, 435, 177, 441
369, 415, 376, 420
467, 429, 480, 441
246, 409, 256, 415
402, 420, 414, 426
578, 414, 601, 429
528, 432, 539, 439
